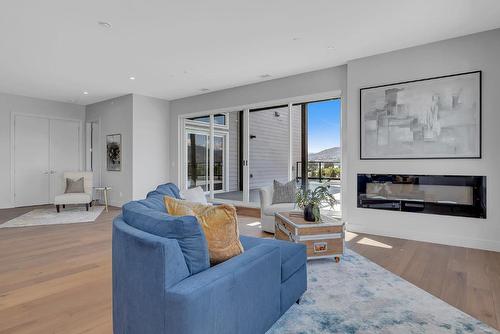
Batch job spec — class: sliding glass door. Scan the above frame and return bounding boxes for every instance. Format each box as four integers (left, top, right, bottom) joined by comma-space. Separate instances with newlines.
186, 132, 209, 190
185, 129, 226, 193
296, 99, 342, 211
180, 97, 341, 210
213, 136, 225, 191
212, 111, 243, 201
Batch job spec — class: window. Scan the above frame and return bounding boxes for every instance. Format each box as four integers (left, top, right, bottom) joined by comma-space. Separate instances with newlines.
188, 114, 226, 125
185, 125, 228, 193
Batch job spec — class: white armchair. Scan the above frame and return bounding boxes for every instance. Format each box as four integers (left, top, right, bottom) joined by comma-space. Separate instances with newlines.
54, 172, 93, 212
259, 185, 297, 233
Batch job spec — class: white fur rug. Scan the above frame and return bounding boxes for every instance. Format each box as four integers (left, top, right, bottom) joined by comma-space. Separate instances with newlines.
0, 206, 104, 228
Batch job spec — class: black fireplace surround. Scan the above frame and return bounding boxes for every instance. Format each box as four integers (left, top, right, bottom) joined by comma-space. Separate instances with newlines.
357, 174, 486, 218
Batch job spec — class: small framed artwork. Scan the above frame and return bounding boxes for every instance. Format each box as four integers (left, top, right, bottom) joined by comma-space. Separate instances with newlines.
106, 134, 121, 171
360, 71, 481, 159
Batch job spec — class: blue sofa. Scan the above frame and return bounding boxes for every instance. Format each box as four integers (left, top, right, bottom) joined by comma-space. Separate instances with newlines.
112, 183, 307, 334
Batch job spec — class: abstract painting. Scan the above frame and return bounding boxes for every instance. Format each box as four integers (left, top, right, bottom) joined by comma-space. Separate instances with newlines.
360, 71, 481, 159
106, 134, 121, 171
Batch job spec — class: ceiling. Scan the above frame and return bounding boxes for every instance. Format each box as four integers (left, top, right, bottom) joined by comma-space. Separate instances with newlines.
1, 0, 500, 105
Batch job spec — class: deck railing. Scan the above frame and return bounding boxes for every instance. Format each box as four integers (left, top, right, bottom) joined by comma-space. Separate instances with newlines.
296, 161, 341, 182
187, 162, 223, 181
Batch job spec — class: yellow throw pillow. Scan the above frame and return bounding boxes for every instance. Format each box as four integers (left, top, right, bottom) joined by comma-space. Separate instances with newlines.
164, 197, 244, 264
164, 196, 206, 216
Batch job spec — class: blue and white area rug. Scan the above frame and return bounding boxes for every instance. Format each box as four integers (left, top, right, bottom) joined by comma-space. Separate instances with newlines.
267, 249, 498, 334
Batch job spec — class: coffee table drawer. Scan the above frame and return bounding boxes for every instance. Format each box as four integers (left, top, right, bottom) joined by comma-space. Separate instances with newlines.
299, 225, 343, 236
304, 238, 343, 258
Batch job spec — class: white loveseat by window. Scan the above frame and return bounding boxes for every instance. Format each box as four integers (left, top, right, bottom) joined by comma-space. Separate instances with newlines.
259, 185, 297, 233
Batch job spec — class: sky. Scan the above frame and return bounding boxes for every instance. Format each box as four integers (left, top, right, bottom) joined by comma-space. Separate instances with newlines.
307, 99, 341, 153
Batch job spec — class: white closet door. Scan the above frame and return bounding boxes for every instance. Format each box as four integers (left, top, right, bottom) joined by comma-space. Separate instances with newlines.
50, 119, 81, 199
14, 115, 50, 206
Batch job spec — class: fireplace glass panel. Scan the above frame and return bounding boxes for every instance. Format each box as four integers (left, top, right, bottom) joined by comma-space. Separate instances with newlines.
365, 183, 473, 205
358, 174, 486, 218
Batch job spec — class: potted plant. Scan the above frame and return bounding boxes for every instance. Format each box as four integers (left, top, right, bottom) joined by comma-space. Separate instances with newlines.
296, 185, 337, 222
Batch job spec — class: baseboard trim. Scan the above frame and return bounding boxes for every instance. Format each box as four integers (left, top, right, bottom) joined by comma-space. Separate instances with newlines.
347, 223, 500, 252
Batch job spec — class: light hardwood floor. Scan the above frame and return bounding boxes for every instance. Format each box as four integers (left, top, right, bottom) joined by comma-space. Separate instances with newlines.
0, 205, 499, 333
347, 231, 500, 331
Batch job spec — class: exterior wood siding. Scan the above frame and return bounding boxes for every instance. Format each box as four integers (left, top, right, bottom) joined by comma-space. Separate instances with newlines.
191, 108, 301, 194
248, 106, 301, 189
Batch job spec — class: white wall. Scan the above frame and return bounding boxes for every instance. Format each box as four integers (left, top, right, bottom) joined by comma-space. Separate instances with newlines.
345, 29, 500, 251
85, 94, 170, 205
169, 65, 348, 185
0, 92, 85, 208
86, 95, 134, 207
132, 94, 170, 199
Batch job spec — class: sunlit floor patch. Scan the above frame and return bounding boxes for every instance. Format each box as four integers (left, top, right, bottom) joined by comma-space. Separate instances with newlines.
357, 237, 393, 249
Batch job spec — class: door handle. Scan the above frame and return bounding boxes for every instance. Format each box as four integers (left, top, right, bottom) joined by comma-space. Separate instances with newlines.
43, 171, 49, 174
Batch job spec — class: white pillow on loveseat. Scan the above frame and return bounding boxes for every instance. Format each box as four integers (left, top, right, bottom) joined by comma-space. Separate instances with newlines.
180, 186, 208, 204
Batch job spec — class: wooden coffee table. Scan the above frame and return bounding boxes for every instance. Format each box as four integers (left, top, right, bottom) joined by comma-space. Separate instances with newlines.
274, 211, 344, 262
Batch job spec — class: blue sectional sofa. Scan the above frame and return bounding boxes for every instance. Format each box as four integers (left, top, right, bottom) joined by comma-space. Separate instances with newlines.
112, 183, 307, 334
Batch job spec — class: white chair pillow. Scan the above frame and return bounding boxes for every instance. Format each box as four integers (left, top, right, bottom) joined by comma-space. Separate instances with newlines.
180, 186, 208, 204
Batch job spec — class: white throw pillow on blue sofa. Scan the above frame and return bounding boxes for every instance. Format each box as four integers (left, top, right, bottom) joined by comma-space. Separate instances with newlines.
180, 186, 208, 204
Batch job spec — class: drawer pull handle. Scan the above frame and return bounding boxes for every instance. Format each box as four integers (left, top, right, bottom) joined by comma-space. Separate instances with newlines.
313, 242, 328, 253
275, 222, 296, 242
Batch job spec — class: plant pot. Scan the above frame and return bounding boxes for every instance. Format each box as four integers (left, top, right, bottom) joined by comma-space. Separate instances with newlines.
303, 204, 316, 222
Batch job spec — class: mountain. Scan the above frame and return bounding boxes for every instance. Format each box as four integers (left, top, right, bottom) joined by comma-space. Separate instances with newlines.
308, 147, 341, 162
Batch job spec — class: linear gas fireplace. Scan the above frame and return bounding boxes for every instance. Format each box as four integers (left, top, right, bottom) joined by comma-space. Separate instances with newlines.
357, 174, 486, 218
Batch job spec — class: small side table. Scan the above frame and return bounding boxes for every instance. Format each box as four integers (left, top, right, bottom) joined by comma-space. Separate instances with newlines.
94, 187, 112, 212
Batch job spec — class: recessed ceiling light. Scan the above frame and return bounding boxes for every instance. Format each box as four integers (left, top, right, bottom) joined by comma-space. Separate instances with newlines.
98, 21, 112, 29
129, 76, 136, 80
260, 74, 272, 79
199, 88, 210, 92
83, 91, 89, 95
